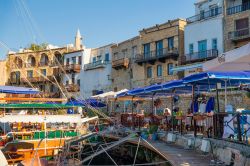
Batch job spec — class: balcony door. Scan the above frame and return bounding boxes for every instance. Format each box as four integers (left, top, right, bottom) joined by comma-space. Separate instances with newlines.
156, 40, 163, 57
144, 43, 150, 58
198, 40, 207, 59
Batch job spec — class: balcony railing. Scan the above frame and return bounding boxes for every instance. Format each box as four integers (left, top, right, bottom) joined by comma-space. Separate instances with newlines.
63, 64, 81, 73
84, 60, 108, 71
187, 7, 222, 24
227, 2, 250, 15
38, 61, 50, 67
228, 28, 250, 41
25, 63, 36, 68
112, 58, 129, 69
182, 49, 218, 65
20, 76, 53, 83
50, 60, 64, 67
135, 48, 178, 64
64, 84, 80, 92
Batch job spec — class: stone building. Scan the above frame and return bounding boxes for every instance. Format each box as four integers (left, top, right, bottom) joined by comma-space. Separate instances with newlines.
134, 19, 186, 86
6, 30, 82, 98
111, 36, 142, 91
80, 44, 113, 98
224, 0, 250, 51
0, 60, 7, 98
62, 50, 85, 99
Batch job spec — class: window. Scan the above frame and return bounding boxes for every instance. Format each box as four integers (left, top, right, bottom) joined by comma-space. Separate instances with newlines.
189, 44, 194, 54
72, 73, 75, 84
66, 80, 69, 85
72, 57, 76, 64
168, 37, 174, 50
97, 55, 101, 61
212, 38, 217, 50
27, 70, 33, 78
157, 65, 162, 77
132, 46, 137, 58
39, 85, 45, 92
41, 69, 46, 76
147, 66, 152, 78
156, 40, 163, 56
143, 43, 150, 58
93, 57, 96, 63
77, 79, 80, 87
200, 10, 205, 19
66, 58, 70, 65
198, 40, 207, 58
78, 56, 82, 65
168, 63, 174, 75
235, 18, 249, 30
122, 49, 127, 57
105, 53, 109, 61
50, 85, 54, 92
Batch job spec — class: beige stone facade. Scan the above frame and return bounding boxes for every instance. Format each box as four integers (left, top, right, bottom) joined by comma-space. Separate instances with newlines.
224, 1, 250, 51
134, 19, 186, 86
111, 36, 142, 91
6, 47, 73, 97
111, 19, 186, 91
0, 60, 7, 98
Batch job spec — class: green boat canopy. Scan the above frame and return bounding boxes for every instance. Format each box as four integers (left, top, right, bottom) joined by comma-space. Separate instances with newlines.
0, 103, 76, 109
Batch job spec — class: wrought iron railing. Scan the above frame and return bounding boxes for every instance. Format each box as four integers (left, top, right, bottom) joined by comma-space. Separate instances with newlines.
84, 60, 108, 71
135, 48, 178, 62
38, 61, 50, 67
187, 7, 222, 23
63, 64, 81, 73
183, 49, 218, 64
228, 28, 250, 41
227, 2, 250, 15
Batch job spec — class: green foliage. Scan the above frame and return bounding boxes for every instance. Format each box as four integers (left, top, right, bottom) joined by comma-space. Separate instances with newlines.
148, 124, 158, 134
28, 43, 48, 51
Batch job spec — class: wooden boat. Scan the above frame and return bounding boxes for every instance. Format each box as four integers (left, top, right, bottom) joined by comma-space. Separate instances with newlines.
0, 114, 98, 164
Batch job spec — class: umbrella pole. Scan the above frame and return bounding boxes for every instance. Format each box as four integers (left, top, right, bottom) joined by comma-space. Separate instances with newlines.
171, 90, 174, 133
225, 80, 227, 109
192, 85, 197, 137
132, 96, 134, 129
214, 83, 220, 138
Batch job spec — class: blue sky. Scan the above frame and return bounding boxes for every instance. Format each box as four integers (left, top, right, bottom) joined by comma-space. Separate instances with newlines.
0, 0, 196, 59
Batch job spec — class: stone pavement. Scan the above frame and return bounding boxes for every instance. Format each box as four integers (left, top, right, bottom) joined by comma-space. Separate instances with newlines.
149, 141, 214, 166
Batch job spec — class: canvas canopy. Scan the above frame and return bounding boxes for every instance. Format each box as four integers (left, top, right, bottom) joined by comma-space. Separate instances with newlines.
0, 86, 39, 94
0, 103, 73, 109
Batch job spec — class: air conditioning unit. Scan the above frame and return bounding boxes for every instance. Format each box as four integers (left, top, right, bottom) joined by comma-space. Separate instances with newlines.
187, 138, 195, 148
167, 133, 176, 142
201, 139, 211, 153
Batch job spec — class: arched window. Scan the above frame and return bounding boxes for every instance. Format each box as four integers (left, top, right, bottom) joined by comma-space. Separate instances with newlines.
27, 55, 36, 67
14, 57, 23, 68
40, 53, 49, 66
54, 51, 63, 64
10, 71, 20, 84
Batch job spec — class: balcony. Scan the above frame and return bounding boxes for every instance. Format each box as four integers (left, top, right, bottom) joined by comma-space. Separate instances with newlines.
112, 58, 130, 70
187, 7, 222, 24
84, 60, 108, 71
25, 63, 36, 68
64, 84, 80, 92
20, 76, 53, 83
50, 60, 64, 67
63, 64, 81, 73
135, 48, 178, 65
182, 49, 218, 65
228, 28, 250, 42
227, 2, 250, 15
38, 61, 50, 67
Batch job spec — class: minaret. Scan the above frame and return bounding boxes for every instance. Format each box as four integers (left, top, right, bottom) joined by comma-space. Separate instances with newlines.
75, 28, 82, 50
